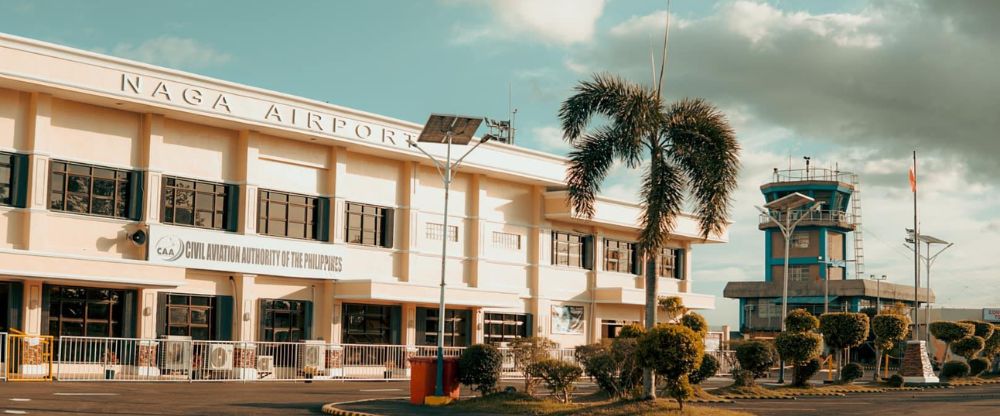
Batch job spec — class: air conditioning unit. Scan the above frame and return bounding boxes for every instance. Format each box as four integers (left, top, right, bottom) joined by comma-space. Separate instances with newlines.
302, 341, 326, 371
256, 355, 275, 373
162, 336, 192, 371
208, 344, 234, 371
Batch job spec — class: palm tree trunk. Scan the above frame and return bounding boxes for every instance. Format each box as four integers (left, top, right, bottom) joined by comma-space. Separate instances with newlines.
643, 255, 657, 399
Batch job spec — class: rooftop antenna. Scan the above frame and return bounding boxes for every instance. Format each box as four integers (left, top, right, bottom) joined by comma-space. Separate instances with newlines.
804, 156, 811, 178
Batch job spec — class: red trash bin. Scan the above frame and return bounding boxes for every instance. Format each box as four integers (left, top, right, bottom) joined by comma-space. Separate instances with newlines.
409, 356, 460, 404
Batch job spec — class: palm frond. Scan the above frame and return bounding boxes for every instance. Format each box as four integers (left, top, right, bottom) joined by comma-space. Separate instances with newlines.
662, 98, 740, 239
638, 152, 685, 251
565, 126, 627, 218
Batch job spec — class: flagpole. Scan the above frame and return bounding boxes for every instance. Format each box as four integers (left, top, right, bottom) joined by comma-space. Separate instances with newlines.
912, 150, 920, 341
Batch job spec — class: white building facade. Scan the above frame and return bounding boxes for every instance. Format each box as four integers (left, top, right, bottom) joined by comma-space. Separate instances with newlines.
0, 33, 724, 359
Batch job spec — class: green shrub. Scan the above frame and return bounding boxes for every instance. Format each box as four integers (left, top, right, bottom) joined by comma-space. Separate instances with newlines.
951, 336, 986, 361
887, 374, 904, 387
793, 357, 822, 387
941, 360, 970, 380
527, 359, 583, 403
512, 337, 559, 395
637, 324, 703, 408
732, 339, 776, 386
689, 353, 719, 385
819, 313, 870, 350
929, 322, 975, 344
969, 357, 991, 376
680, 313, 709, 337
457, 344, 503, 396
775, 331, 822, 365
840, 363, 864, 383
658, 296, 687, 321
959, 320, 995, 339
618, 323, 646, 339
872, 314, 910, 381
575, 339, 642, 399
785, 309, 819, 333
984, 327, 1000, 360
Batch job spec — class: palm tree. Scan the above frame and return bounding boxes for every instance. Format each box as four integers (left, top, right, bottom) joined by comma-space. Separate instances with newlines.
559, 73, 740, 398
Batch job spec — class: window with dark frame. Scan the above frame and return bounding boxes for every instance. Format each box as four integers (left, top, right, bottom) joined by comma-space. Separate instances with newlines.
164, 294, 215, 340
342, 303, 395, 344
0, 152, 13, 206
47, 285, 129, 338
260, 299, 308, 342
491, 231, 521, 250
345, 202, 390, 247
258, 190, 318, 240
417, 308, 469, 347
603, 239, 635, 273
655, 247, 684, 279
483, 313, 528, 345
48, 160, 131, 218
162, 177, 228, 230
552, 231, 584, 268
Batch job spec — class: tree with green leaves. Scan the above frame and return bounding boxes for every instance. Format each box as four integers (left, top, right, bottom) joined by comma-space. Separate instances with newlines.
819, 312, 870, 382
929, 321, 975, 361
775, 309, 823, 387
871, 314, 909, 381
510, 337, 559, 395
637, 324, 704, 410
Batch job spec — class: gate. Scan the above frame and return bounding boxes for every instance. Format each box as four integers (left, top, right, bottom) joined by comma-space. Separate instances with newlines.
5, 332, 54, 381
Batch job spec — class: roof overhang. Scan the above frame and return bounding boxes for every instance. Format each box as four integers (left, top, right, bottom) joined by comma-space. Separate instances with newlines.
333, 279, 522, 308
593, 287, 715, 310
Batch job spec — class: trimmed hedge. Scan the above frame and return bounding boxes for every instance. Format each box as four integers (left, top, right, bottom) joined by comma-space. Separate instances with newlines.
984, 327, 1000, 359
820, 313, 870, 350
970, 357, 991, 376
785, 308, 820, 333
527, 359, 583, 403
887, 374, 905, 387
929, 322, 975, 343
793, 357, 822, 387
959, 320, 995, 339
458, 344, 504, 396
637, 324, 704, 380
680, 313, 709, 337
841, 363, 864, 383
951, 336, 986, 361
689, 353, 719, 385
941, 360, 970, 380
732, 339, 776, 386
775, 331, 822, 364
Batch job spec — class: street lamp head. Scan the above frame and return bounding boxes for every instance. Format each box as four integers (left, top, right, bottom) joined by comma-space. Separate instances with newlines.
417, 114, 484, 145
763, 192, 815, 211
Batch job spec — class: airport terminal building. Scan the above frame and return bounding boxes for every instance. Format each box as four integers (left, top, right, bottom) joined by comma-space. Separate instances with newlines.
0, 33, 723, 362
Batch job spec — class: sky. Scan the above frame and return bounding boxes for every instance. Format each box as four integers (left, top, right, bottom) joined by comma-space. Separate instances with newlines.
3, 0, 999, 328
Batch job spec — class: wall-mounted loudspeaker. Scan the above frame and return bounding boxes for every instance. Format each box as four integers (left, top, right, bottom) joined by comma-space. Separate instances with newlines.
128, 229, 147, 246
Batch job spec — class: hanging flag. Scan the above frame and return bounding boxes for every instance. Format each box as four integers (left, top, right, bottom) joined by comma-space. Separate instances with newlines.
908, 165, 917, 192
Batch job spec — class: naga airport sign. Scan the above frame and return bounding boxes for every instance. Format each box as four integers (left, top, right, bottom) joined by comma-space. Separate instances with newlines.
147, 224, 344, 279
984, 308, 1000, 323
117, 73, 418, 152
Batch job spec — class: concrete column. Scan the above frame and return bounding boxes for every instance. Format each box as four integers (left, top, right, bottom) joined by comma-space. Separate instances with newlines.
236, 131, 259, 235
21, 280, 43, 335
398, 161, 414, 281
138, 288, 156, 338
316, 280, 338, 342
21, 93, 52, 251
472, 307, 484, 344
467, 174, 482, 287
140, 114, 165, 228
403, 303, 417, 346
527, 185, 545, 337
588, 228, 601, 344
330, 146, 348, 243
680, 241, 692, 293
234, 274, 257, 341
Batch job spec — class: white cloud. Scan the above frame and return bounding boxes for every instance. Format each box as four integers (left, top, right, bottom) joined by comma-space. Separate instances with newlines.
452, 0, 606, 46
721, 1, 883, 48
108, 36, 232, 69
531, 126, 570, 153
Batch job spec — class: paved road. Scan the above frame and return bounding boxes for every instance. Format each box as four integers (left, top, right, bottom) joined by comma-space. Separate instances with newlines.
710, 384, 1000, 416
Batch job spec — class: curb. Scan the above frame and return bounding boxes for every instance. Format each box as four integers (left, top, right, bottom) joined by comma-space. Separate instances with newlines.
689, 398, 735, 403
321, 403, 381, 416
719, 395, 795, 400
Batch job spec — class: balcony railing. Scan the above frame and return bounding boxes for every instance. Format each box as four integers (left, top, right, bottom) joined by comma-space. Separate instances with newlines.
759, 209, 853, 227
768, 168, 855, 184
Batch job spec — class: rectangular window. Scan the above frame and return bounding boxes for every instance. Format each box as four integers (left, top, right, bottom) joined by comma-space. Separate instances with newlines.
345, 202, 392, 247
425, 222, 458, 242
552, 231, 584, 268
656, 247, 684, 279
342, 303, 396, 344
162, 177, 229, 230
260, 299, 309, 342
603, 239, 635, 273
491, 231, 521, 250
483, 313, 529, 345
788, 265, 811, 281
792, 231, 809, 249
258, 190, 319, 240
49, 160, 132, 218
164, 294, 215, 341
417, 308, 469, 347
47, 285, 131, 338
0, 152, 13, 206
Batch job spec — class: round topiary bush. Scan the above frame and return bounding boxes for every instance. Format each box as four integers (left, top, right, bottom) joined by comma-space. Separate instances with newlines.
887, 374, 905, 387
969, 357, 991, 376
680, 313, 709, 337
775, 331, 823, 364
941, 360, 970, 380
951, 336, 986, 361
689, 353, 719, 385
819, 313, 871, 350
458, 344, 504, 396
618, 323, 646, 339
785, 308, 820, 333
841, 362, 864, 383
929, 322, 975, 344
732, 339, 776, 386
984, 328, 1000, 360
793, 357, 822, 387
959, 320, 995, 339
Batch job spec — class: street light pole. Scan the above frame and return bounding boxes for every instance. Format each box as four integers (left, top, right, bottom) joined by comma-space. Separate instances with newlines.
408, 114, 493, 400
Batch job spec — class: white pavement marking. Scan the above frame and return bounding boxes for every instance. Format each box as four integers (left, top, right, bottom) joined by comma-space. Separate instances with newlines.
7, 400, 29, 402
4, 410, 27, 414
53, 393, 120, 396
359, 389, 402, 392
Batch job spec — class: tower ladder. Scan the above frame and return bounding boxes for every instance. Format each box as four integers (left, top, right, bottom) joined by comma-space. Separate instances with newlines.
851, 174, 866, 279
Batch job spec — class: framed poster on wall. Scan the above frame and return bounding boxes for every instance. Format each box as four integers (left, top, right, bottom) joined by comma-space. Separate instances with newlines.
551, 305, 585, 334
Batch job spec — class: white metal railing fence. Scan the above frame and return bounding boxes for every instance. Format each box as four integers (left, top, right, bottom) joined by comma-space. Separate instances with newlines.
709, 350, 736, 376
4, 336, 583, 383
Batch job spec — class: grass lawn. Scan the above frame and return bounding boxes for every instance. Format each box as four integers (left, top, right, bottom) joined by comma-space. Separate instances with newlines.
448, 392, 752, 416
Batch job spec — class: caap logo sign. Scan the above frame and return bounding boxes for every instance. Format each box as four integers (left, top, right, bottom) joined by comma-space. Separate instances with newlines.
154, 235, 185, 262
